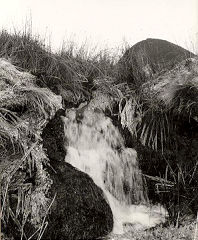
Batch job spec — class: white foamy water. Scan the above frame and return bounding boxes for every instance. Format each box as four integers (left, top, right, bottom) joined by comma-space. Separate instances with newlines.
62, 108, 166, 234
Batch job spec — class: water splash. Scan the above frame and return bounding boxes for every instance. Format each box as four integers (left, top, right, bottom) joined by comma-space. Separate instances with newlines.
62, 107, 166, 234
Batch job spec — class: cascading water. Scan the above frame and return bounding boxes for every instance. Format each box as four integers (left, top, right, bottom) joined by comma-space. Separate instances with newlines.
62, 107, 166, 234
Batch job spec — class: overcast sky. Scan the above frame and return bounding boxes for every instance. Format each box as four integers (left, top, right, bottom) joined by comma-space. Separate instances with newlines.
0, 0, 197, 53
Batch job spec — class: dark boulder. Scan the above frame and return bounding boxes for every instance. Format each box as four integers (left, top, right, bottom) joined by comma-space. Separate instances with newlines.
42, 109, 67, 163
117, 38, 196, 88
41, 110, 113, 240
43, 161, 113, 240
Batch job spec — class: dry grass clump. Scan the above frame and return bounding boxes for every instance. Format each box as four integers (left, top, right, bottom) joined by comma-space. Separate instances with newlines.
119, 57, 198, 224
0, 58, 62, 239
0, 29, 117, 106
119, 58, 198, 155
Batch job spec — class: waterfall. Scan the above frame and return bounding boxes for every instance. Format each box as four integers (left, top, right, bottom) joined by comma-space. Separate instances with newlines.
62, 107, 166, 234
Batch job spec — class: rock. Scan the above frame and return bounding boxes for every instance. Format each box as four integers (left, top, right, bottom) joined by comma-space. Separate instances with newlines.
42, 110, 113, 240
43, 161, 113, 240
42, 109, 67, 163
117, 38, 196, 88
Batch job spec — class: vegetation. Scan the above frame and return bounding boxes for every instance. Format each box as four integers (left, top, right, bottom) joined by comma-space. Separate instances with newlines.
0, 29, 118, 106
107, 221, 197, 240
0, 28, 197, 239
119, 58, 198, 223
0, 57, 62, 239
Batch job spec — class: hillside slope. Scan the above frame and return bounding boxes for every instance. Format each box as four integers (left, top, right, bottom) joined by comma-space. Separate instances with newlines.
117, 38, 196, 87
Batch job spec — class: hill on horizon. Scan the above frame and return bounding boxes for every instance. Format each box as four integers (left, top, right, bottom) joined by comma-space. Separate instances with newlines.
117, 38, 197, 87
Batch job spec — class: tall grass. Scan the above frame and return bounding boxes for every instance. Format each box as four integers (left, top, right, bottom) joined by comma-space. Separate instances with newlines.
119, 57, 198, 224
0, 29, 118, 107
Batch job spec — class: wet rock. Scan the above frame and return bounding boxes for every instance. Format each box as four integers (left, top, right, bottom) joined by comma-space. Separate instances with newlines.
42, 110, 113, 239
42, 109, 67, 162
43, 161, 113, 240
